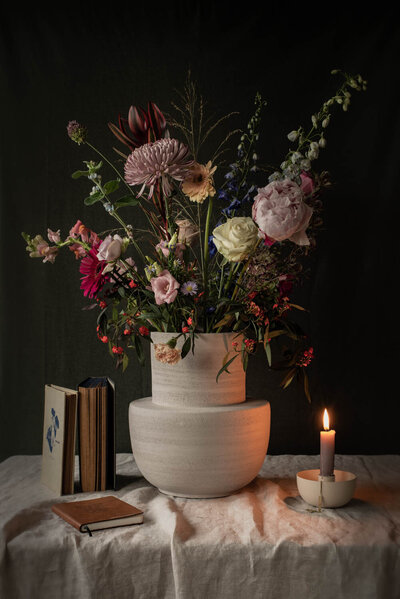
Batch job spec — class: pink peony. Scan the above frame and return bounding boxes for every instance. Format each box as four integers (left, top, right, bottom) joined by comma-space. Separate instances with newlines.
252, 179, 313, 246
150, 269, 180, 305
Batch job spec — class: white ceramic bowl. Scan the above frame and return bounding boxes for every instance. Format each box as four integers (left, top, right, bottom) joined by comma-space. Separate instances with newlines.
296, 469, 357, 508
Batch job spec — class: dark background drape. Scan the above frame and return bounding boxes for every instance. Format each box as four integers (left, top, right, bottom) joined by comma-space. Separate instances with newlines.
1, 5, 399, 461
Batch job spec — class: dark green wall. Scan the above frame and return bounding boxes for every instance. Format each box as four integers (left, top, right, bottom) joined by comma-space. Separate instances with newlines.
1, 5, 399, 460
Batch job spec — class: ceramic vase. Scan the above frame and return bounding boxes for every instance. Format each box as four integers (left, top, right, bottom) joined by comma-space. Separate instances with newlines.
129, 332, 270, 498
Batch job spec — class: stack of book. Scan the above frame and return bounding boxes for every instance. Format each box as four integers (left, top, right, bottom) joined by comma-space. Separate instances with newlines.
78, 377, 116, 492
41, 377, 115, 495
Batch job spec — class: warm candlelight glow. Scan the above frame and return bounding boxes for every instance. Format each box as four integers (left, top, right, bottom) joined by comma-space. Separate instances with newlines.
323, 408, 330, 431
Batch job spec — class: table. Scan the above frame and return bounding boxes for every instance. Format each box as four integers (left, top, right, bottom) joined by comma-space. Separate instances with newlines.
0, 454, 399, 599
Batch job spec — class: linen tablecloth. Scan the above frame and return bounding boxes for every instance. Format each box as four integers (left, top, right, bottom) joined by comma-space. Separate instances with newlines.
0, 453, 399, 599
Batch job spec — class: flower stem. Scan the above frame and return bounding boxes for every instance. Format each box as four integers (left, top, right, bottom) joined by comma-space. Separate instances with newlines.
202, 195, 213, 285
86, 141, 134, 196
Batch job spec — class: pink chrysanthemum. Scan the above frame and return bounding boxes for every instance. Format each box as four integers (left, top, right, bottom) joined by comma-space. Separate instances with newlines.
124, 138, 194, 198
80, 244, 109, 298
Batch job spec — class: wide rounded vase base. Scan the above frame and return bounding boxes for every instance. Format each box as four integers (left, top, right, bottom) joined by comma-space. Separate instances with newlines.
129, 397, 271, 499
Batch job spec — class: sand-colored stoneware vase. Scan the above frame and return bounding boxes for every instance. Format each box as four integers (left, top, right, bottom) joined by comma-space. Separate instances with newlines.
129, 332, 271, 498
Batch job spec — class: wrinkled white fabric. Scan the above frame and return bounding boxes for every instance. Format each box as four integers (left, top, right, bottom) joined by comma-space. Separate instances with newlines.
0, 454, 399, 599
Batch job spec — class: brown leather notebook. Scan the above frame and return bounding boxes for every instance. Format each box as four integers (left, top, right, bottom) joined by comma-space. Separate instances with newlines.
52, 496, 144, 534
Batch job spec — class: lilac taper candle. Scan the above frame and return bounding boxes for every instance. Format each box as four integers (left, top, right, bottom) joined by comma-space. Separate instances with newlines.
320, 409, 335, 477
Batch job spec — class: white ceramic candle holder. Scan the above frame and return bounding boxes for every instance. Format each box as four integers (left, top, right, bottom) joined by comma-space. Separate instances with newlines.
296, 469, 357, 508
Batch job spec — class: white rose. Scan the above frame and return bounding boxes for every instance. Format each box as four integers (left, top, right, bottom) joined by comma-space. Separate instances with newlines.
212, 217, 259, 262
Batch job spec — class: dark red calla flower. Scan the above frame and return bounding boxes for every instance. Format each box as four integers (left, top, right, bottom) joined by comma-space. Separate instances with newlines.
108, 102, 167, 152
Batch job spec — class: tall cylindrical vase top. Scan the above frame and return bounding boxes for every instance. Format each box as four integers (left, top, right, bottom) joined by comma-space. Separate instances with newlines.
150, 332, 245, 407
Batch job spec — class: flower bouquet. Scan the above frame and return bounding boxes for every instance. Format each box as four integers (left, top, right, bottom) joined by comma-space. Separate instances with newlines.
23, 70, 366, 401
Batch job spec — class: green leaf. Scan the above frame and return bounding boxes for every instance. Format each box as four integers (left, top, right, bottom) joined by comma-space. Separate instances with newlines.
222, 351, 232, 367
264, 342, 272, 367
71, 170, 89, 179
213, 313, 234, 328
122, 353, 129, 373
216, 354, 239, 382
288, 303, 307, 312
84, 191, 104, 205
303, 369, 311, 403
114, 195, 141, 208
118, 287, 125, 298
268, 329, 286, 339
103, 179, 120, 194
181, 336, 192, 360
280, 367, 296, 389
241, 350, 249, 371
97, 306, 108, 330
134, 334, 145, 366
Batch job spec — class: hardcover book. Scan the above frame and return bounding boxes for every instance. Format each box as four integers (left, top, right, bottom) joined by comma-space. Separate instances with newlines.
52, 495, 143, 533
78, 377, 116, 492
41, 384, 78, 495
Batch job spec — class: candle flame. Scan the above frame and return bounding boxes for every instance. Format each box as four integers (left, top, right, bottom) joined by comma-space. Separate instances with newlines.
323, 409, 330, 431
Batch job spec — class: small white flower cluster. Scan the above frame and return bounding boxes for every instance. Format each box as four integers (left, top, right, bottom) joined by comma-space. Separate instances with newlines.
278, 70, 367, 183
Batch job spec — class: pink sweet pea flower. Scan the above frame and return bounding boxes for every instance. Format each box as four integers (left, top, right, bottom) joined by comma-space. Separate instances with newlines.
47, 228, 61, 243
96, 234, 124, 262
69, 220, 100, 245
41, 246, 59, 263
150, 269, 180, 305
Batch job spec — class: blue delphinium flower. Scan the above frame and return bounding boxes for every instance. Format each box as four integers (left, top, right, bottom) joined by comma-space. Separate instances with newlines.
208, 234, 218, 258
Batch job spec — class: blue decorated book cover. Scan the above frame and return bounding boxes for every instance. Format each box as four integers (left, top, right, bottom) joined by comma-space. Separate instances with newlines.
41, 384, 77, 495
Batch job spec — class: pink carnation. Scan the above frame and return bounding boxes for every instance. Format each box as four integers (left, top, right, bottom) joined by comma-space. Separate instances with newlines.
154, 343, 181, 365
150, 269, 180, 305
252, 179, 313, 246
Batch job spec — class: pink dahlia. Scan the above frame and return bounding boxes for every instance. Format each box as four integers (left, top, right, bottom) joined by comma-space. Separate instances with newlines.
124, 138, 194, 198
80, 244, 109, 298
